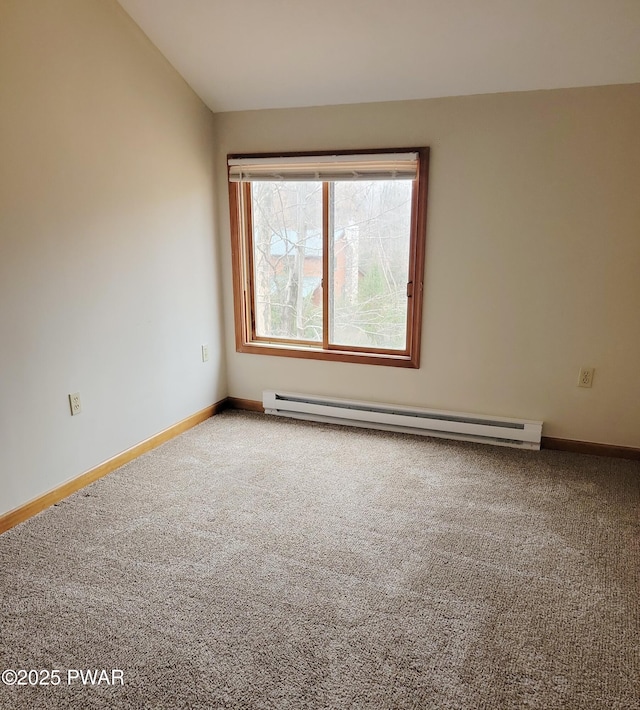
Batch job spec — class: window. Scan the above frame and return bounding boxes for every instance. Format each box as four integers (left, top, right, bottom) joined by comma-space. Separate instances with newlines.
227, 148, 429, 367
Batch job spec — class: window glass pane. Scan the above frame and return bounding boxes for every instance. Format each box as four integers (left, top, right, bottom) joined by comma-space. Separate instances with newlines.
330, 180, 413, 349
251, 181, 323, 341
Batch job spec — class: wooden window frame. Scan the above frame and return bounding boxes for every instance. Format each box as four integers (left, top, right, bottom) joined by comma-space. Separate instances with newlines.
228, 147, 429, 368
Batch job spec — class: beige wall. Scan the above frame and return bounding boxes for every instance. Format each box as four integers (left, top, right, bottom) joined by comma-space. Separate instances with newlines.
215, 85, 640, 447
0, 0, 224, 516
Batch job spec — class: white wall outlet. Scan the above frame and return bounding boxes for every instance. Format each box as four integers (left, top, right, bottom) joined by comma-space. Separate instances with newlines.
201, 344, 209, 362
578, 367, 594, 388
69, 392, 82, 415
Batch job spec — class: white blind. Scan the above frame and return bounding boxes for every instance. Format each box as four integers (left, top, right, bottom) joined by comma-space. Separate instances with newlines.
228, 152, 419, 182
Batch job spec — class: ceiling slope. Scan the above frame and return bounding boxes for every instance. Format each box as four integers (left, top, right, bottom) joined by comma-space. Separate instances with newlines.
117, 0, 640, 112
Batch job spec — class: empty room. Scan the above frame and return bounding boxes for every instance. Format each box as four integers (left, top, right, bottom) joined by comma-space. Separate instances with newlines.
1, 1, 639, 708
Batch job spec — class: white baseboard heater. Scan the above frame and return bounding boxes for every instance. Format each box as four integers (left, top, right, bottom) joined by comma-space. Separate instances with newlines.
263, 390, 543, 450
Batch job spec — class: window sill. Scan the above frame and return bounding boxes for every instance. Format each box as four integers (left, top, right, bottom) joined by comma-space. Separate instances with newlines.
236, 340, 419, 368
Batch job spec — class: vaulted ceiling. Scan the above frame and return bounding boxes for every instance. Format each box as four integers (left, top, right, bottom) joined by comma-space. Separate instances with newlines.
117, 0, 640, 113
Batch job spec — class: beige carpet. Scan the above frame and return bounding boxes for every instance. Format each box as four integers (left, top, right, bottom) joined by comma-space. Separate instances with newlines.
1, 410, 638, 709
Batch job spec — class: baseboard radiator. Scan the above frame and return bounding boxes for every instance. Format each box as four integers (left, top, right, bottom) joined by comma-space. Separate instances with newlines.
263, 390, 543, 450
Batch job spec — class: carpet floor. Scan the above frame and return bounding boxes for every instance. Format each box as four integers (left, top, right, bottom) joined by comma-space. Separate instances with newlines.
1, 410, 638, 709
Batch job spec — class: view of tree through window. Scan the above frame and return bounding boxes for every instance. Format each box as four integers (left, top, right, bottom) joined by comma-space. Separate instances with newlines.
252, 181, 323, 341
251, 180, 412, 349
331, 180, 412, 349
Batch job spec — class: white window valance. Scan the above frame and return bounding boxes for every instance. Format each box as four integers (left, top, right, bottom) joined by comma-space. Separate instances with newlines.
228, 152, 419, 182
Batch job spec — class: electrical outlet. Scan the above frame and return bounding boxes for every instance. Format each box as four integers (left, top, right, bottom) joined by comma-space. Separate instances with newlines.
578, 367, 594, 388
69, 392, 82, 415
201, 344, 209, 362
